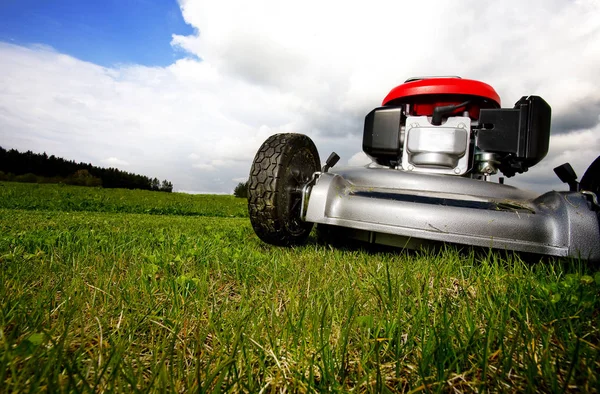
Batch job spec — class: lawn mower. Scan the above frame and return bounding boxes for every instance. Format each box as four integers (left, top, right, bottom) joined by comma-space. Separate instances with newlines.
247, 77, 600, 262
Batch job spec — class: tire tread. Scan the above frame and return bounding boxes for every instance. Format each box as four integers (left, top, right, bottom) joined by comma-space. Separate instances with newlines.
248, 133, 319, 246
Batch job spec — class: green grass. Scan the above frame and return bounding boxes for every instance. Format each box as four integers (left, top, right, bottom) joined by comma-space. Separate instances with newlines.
0, 182, 599, 392
0, 181, 247, 217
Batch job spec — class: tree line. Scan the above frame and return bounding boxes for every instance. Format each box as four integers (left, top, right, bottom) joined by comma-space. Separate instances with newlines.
233, 180, 248, 198
0, 146, 173, 192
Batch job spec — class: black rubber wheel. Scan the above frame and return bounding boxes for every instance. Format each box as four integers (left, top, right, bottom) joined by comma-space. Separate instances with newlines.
580, 155, 600, 194
248, 133, 320, 246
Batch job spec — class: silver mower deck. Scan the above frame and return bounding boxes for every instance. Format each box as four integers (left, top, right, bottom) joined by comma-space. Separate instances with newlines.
303, 166, 600, 262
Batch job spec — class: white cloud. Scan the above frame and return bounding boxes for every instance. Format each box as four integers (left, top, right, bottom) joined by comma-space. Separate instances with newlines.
102, 157, 130, 167
192, 163, 215, 171
1, 0, 599, 194
347, 151, 371, 167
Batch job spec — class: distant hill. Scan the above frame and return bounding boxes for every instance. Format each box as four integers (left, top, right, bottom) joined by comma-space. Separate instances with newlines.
0, 146, 173, 192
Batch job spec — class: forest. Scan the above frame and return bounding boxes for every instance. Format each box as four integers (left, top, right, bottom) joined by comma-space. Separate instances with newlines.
0, 146, 173, 192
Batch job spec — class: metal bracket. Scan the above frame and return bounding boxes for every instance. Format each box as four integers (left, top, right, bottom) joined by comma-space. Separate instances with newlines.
581, 190, 600, 211
300, 172, 321, 221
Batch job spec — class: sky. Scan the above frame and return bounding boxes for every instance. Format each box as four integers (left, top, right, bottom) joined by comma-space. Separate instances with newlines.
0, 0, 599, 194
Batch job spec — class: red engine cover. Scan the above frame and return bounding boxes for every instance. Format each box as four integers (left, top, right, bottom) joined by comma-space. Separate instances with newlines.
382, 78, 501, 120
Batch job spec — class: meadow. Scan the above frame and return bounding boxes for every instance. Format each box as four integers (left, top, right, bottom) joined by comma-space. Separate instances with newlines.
0, 181, 598, 392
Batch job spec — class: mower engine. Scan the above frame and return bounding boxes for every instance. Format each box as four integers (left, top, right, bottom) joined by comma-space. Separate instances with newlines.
363, 77, 551, 179
247, 77, 600, 262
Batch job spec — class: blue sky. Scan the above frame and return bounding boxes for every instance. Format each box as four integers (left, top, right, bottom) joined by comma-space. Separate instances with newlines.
0, 0, 194, 67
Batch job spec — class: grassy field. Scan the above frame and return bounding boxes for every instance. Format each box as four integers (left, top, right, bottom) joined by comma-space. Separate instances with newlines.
0, 181, 599, 392
0, 182, 247, 217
